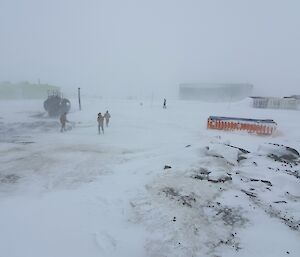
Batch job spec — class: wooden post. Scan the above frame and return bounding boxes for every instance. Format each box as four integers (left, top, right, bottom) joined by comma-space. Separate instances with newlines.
78, 87, 81, 111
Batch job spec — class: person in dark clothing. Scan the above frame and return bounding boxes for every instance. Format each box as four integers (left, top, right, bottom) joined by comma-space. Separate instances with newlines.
97, 112, 104, 134
163, 98, 167, 109
104, 110, 111, 127
60, 112, 69, 132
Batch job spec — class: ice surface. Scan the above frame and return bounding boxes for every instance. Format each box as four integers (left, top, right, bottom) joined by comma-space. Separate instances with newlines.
0, 98, 299, 257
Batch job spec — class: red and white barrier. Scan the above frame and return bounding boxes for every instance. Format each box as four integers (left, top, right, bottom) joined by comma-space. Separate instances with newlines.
207, 116, 277, 135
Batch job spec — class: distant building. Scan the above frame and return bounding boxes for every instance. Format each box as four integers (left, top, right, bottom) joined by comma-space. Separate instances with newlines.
290, 95, 300, 100
179, 83, 253, 102
0, 81, 60, 99
251, 97, 299, 110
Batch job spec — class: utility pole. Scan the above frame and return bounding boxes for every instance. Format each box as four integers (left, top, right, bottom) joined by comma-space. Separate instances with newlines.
78, 87, 81, 111
151, 92, 154, 107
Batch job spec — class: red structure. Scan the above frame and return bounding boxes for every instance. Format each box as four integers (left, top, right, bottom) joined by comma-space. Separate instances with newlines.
207, 116, 277, 135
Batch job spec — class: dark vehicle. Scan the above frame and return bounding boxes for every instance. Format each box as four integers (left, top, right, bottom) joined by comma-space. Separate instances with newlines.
44, 91, 71, 117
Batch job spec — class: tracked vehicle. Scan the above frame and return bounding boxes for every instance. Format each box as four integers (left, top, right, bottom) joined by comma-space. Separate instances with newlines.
43, 91, 71, 117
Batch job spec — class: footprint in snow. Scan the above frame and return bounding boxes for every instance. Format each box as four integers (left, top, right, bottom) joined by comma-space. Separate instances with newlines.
93, 231, 117, 253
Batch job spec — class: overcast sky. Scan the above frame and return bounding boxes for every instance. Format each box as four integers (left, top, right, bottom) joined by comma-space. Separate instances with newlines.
1, 0, 300, 97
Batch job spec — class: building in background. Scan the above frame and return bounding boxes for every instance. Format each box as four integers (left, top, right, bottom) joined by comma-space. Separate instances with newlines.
179, 83, 253, 102
0, 81, 60, 99
251, 96, 300, 110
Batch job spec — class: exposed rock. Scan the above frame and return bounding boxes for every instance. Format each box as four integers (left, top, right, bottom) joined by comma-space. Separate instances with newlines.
191, 168, 232, 183
161, 187, 196, 208
241, 189, 257, 198
0, 174, 20, 184
223, 144, 250, 154
260, 179, 272, 186
258, 143, 300, 165
273, 201, 287, 204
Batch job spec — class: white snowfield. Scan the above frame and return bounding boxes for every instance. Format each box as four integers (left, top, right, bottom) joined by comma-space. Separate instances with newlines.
0, 98, 299, 257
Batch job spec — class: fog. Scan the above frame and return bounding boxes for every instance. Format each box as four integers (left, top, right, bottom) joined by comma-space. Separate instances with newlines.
1, 0, 300, 98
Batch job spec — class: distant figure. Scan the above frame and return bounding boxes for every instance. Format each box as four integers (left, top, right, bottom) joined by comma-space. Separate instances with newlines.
104, 110, 111, 127
163, 98, 167, 109
97, 112, 104, 134
60, 112, 69, 132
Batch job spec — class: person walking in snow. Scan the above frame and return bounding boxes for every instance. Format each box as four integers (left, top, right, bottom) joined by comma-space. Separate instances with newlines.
163, 98, 167, 109
97, 112, 104, 134
60, 112, 69, 132
104, 110, 111, 127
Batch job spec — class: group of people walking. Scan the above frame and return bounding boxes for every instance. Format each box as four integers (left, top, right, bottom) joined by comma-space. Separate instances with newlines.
97, 110, 111, 134
60, 97, 167, 133
59, 110, 111, 134
60, 97, 168, 133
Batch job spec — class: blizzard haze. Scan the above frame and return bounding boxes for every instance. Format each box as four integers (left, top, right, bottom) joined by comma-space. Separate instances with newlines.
1, 2, 300, 256
1, 0, 300, 97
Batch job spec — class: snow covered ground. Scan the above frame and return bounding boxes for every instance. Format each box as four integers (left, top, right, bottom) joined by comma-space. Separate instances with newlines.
0, 97, 299, 257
